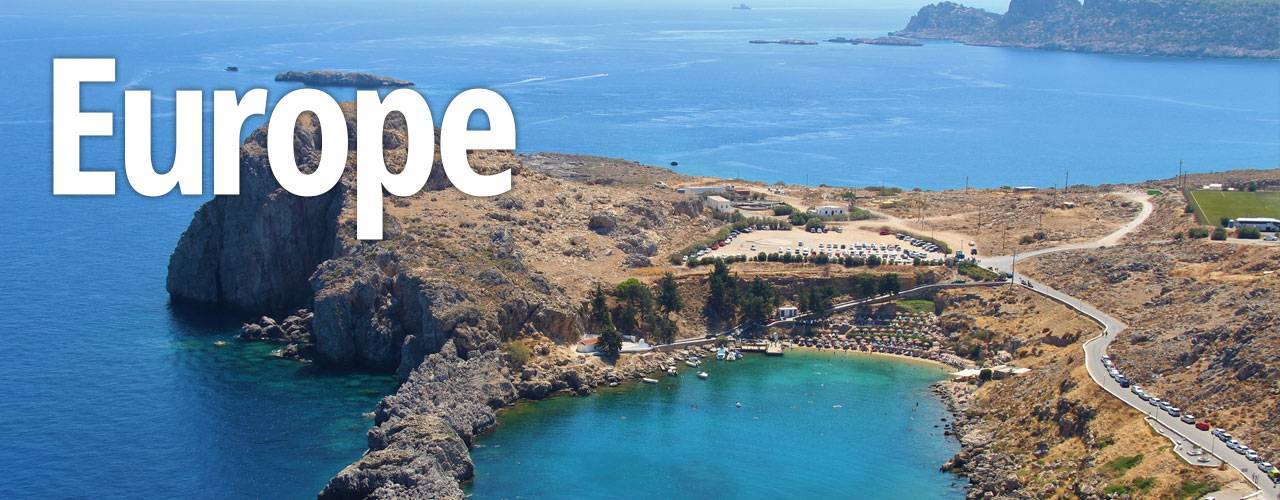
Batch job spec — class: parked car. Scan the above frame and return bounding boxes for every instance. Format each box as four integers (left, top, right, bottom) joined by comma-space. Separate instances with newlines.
1260, 462, 1274, 473
1180, 414, 1196, 424
1167, 407, 1181, 417
1196, 421, 1211, 432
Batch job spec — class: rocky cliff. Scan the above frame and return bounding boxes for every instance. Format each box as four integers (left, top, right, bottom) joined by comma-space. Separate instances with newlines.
167, 102, 723, 497
894, 0, 1280, 58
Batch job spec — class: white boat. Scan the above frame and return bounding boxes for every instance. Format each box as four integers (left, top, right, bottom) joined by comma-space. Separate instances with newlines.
698, 371, 709, 379
642, 377, 659, 384
666, 366, 679, 376
685, 359, 700, 367
716, 347, 726, 360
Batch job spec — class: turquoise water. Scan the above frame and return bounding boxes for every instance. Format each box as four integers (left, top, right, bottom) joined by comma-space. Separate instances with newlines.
469, 350, 962, 499
0, 0, 1277, 497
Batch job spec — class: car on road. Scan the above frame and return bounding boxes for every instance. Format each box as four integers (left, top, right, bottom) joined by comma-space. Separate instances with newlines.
1118, 379, 1130, 388
1260, 462, 1274, 473
1180, 414, 1196, 424
1264, 235, 1278, 242
1167, 407, 1181, 417
1246, 451, 1261, 462
1195, 421, 1211, 431
1219, 432, 1233, 442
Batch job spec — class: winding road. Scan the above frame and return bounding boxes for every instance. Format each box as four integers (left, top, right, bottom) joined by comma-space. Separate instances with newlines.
977, 193, 1277, 500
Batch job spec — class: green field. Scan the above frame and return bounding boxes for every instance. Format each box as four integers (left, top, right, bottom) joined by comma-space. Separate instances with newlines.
1187, 190, 1280, 225
895, 299, 935, 314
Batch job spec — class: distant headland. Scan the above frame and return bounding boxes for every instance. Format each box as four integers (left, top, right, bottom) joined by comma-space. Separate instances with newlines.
891, 0, 1280, 59
274, 70, 414, 88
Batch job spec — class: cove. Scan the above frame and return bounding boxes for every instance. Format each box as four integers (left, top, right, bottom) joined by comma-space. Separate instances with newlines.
468, 350, 963, 499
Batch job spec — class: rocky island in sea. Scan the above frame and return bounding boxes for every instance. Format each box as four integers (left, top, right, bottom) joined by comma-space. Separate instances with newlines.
274, 70, 415, 87
892, 0, 1280, 58
828, 36, 923, 46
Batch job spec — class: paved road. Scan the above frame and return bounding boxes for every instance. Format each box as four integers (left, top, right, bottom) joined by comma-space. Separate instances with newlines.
977, 194, 1278, 499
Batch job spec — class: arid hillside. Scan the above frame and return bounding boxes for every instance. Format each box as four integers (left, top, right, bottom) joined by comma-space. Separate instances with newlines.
935, 286, 1238, 498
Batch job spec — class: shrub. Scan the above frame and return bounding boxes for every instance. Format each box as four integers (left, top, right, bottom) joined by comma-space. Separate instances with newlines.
978, 368, 992, 381
1187, 227, 1209, 239
1211, 227, 1227, 240
772, 204, 795, 216
1102, 454, 1143, 474
1238, 226, 1262, 239
503, 341, 532, 367
1184, 204, 1195, 214
1171, 231, 1184, 241
1219, 216, 1231, 227
1019, 235, 1036, 245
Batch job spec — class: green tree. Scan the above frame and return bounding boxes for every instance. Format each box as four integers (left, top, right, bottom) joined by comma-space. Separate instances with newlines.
737, 277, 776, 325
877, 274, 901, 295
1238, 226, 1262, 239
866, 255, 882, 267
656, 273, 683, 313
1211, 227, 1227, 241
648, 310, 678, 344
598, 312, 622, 358
588, 285, 610, 328
704, 260, 738, 324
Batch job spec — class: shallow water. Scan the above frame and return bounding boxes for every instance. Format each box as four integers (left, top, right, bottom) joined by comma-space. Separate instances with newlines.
469, 350, 962, 499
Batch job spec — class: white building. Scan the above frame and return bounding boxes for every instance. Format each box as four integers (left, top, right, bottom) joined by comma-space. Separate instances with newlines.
1235, 217, 1280, 232
778, 306, 799, 319
706, 195, 733, 213
676, 185, 728, 195
815, 205, 847, 217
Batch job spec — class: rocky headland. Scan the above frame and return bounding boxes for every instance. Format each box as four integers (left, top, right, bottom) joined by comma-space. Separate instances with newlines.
275, 71, 415, 88
893, 0, 1280, 58
166, 102, 723, 497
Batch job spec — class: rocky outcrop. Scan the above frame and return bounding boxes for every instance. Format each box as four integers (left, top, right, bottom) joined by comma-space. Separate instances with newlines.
894, 0, 1280, 58
275, 71, 414, 88
321, 337, 681, 498
165, 111, 345, 312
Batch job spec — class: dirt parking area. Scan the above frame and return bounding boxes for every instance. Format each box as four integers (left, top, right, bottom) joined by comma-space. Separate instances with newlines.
705, 224, 950, 263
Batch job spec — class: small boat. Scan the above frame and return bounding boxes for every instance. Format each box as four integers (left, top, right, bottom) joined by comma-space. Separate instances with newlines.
225, 66, 239, 72
698, 371, 709, 379
213, 340, 227, 347
666, 366, 679, 376
716, 347, 727, 360
735, 401, 743, 408
642, 377, 659, 384
685, 359, 699, 367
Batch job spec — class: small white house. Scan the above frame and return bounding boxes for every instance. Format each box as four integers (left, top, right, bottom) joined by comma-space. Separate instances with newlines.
778, 306, 799, 319
1235, 217, 1280, 232
815, 205, 847, 217
706, 195, 733, 213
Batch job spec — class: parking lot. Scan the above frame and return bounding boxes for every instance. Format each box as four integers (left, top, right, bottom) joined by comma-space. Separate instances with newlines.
704, 224, 951, 264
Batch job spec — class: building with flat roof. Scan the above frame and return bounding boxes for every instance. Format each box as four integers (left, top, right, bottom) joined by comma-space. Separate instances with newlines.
815, 205, 847, 217
1235, 217, 1280, 232
706, 195, 733, 213
778, 306, 799, 319
675, 185, 728, 195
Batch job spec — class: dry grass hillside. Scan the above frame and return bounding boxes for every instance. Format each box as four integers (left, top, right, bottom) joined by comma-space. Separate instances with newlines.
1022, 240, 1280, 462
937, 287, 1237, 498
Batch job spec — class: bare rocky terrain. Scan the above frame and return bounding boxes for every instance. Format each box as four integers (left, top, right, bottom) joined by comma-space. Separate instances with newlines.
934, 286, 1238, 498
1023, 240, 1280, 462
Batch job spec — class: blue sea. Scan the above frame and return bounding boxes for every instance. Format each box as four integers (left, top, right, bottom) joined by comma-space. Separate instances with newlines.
468, 350, 962, 499
0, 1, 1276, 498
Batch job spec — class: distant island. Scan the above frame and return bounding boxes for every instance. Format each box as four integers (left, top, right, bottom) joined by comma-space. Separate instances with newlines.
732, 3, 751, 9
892, 0, 1280, 59
828, 36, 923, 47
748, 39, 819, 45
274, 70, 414, 88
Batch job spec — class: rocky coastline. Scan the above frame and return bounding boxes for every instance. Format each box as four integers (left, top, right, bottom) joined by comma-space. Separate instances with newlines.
934, 381, 1027, 499
893, 0, 1280, 59
274, 70, 415, 88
